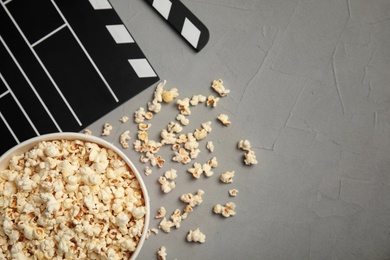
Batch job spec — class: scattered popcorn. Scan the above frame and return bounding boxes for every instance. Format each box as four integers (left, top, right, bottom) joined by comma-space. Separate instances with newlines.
238, 139, 251, 151
213, 202, 236, 217
144, 166, 152, 176
138, 130, 148, 141
164, 169, 178, 180
220, 171, 235, 183
218, 114, 231, 126
148, 98, 162, 113
134, 107, 147, 123
190, 148, 201, 159
194, 128, 208, 141
156, 207, 167, 219
202, 163, 214, 177
206, 141, 214, 152
120, 130, 131, 148
176, 114, 189, 126
161, 129, 177, 145
180, 190, 204, 207
144, 111, 154, 120
159, 217, 174, 233
0, 139, 147, 259
167, 121, 183, 133
154, 80, 165, 102
157, 246, 167, 260
238, 140, 258, 165
84, 129, 92, 135
177, 98, 191, 115
207, 157, 218, 168
101, 123, 113, 136
181, 204, 193, 220
139, 123, 151, 131
187, 228, 206, 243
158, 176, 176, 193
244, 150, 258, 165
206, 95, 220, 107
229, 189, 239, 197
120, 116, 129, 123
162, 88, 179, 103
190, 94, 207, 106
172, 147, 191, 164
151, 228, 159, 235
170, 209, 182, 228
202, 121, 212, 133
188, 162, 203, 179
211, 79, 230, 97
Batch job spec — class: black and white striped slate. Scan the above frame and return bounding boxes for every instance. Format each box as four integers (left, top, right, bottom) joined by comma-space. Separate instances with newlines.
145, 0, 209, 51
0, 0, 159, 155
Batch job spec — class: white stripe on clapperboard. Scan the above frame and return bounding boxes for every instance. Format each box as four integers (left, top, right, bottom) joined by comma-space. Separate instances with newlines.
0, 73, 39, 138
0, 34, 62, 133
152, 0, 201, 49
0, 111, 19, 143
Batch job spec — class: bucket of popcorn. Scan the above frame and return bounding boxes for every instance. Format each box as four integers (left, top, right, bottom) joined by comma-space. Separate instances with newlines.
0, 132, 150, 259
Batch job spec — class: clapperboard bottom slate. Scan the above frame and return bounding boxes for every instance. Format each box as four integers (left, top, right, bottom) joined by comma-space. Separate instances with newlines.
0, 0, 159, 155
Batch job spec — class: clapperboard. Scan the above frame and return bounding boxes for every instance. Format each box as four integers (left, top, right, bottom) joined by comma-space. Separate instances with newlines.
0, 0, 159, 155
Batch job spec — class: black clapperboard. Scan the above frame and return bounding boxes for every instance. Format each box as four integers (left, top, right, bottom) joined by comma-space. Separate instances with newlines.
0, 0, 160, 155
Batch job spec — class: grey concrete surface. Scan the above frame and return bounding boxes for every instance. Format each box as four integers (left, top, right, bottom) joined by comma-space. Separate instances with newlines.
87, 0, 390, 259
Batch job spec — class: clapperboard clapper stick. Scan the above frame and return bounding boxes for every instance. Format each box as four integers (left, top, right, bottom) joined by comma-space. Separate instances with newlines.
145, 0, 209, 51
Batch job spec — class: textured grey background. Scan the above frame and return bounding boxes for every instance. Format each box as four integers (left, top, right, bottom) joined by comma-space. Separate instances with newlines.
87, 0, 390, 259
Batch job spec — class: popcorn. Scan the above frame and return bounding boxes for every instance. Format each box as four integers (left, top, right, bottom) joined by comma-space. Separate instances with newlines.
155, 207, 167, 219
181, 205, 193, 220
120, 116, 129, 123
180, 190, 204, 207
187, 162, 203, 179
164, 169, 178, 180
202, 121, 212, 133
172, 148, 191, 164
217, 114, 231, 126
101, 123, 113, 136
154, 80, 165, 102
202, 163, 214, 177
139, 123, 151, 131
120, 130, 131, 148
194, 128, 208, 141
157, 246, 167, 260
134, 107, 148, 123
238, 140, 258, 165
162, 88, 179, 103
229, 189, 239, 197
187, 228, 206, 243
170, 209, 182, 228
244, 150, 258, 165
206, 95, 220, 107
190, 94, 206, 106
0, 139, 146, 259
207, 156, 218, 168
167, 121, 183, 133
238, 139, 251, 151
161, 129, 176, 145
213, 202, 236, 217
158, 176, 176, 193
144, 166, 152, 176
159, 217, 174, 233
148, 98, 162, 113
211, 79, 230, 97
220, 171, 235, 183
84, 129, 92, 135
176, 114, 189, 126
138, 130, 148, 141
177, 98, 191, 115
